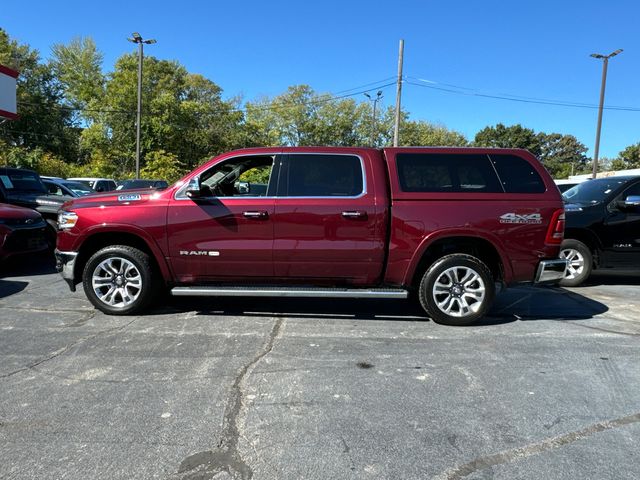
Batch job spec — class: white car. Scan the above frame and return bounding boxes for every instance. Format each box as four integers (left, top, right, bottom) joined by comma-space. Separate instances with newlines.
67, 177, 117, 192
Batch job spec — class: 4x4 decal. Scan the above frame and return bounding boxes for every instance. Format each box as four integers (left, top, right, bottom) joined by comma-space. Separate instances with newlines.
499, 213, 542, 224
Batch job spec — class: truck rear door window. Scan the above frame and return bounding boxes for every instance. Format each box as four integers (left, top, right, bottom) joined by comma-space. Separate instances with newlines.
490, 154, 546, 193
284, 154, 363, 197
396, 154, 503, 193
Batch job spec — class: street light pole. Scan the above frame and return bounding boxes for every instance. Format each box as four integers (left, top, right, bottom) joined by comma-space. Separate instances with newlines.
393, 39, 404, 147
590, 48, 622, 179
364, 91, 383, 147
127, 32, 156, 179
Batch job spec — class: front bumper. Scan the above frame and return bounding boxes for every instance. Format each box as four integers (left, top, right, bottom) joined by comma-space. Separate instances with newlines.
55, 249, 78, 291
534, 258, 568, 284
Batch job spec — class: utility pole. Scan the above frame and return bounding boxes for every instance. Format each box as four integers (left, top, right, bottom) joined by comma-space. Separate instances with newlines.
127, 32, 156, 179
364, 91, 382, 146
393, 39, 404, 147
590, 48, 622, 179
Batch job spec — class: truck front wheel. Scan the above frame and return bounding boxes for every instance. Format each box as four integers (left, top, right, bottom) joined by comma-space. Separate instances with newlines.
82, 245, 158, 315
418, 254, 495, 326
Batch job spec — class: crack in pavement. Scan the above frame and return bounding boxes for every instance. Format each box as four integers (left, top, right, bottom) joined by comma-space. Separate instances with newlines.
0, 313, 138, 379
174, 318, 284, 480
433, 411, 640, 480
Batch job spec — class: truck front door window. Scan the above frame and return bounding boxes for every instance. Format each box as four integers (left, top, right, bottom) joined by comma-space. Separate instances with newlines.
200, 156, 275, 197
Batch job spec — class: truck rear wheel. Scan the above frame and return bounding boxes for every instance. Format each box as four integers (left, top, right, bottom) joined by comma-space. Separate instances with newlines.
82, 245, 158, 315
418, 254, 495, 326
558, 239, 592, 287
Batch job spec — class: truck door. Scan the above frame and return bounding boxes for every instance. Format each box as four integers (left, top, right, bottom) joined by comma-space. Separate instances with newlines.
272, 153, 386, 285
602, 180, 640, 267
166, 154, 279, 283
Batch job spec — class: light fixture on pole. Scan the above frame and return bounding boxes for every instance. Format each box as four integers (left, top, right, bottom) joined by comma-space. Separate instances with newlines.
127, 32, 156, 179
364, 91, 383, 147
590, 48, 622, 179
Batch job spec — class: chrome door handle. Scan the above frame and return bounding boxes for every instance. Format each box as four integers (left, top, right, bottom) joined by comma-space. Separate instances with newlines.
243, 210, 269, 219
341, 210, 367, 219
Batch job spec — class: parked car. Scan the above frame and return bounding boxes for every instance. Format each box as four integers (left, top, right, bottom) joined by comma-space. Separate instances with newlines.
116, 179, 169, 191
43, 179, 94, 197
67, 177, 117, 192
0, 203, 49, 261
55, 147, 566, 325
560, 175, 640, 286
0, 167, 72, 232
556, 182, 580, 193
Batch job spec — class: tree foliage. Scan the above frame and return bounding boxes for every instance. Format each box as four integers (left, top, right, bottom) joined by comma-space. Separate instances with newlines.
2, 28, 634, 184
474, 123, 590, 177
610, 143, 640, 170
141, 150, 187, 183
400, 120, 468, 147
0, 28, 79, 161
50, 37, 104, 110
474, 123, 541, 156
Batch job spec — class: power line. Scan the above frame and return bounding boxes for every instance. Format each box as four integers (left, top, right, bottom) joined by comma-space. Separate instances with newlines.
405, 76, 640, 112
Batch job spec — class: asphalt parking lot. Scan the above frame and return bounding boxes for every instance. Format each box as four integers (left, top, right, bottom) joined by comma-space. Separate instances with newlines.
1, 254, 639, 480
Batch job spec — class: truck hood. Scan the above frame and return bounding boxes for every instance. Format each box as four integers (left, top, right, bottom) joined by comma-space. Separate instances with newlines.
0, 202, 43, 220
563, 201, 599, 212
63, 189, 163, 210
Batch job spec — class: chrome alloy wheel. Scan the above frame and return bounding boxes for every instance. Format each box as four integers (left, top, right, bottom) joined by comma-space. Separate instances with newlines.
559, 247, 584, 280
432, 266, 486, 318
91, 257, 142, 308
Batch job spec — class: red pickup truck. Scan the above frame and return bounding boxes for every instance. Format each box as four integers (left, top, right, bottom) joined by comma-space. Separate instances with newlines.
55, 147, 566, 325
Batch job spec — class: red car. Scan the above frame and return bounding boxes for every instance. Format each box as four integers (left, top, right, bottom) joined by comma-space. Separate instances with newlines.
55, 147, 567, 325
0, 203, 49, 262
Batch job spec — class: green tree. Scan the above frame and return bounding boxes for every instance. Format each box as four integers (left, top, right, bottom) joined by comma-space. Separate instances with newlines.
245, 85, 374, 147
400, 120, 468, 147
140, 150, 187, 183
474, 123, 542, 156
50, 37, 105, 110
537, 133, 589, 178
0, 28, 79, 161
81, 54, 245, 173
610, 143, 640, 170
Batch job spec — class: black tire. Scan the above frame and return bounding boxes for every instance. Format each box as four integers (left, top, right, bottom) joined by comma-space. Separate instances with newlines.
558, 239, 593, 287
418, 254, 495, 326
82, 245, 158, 315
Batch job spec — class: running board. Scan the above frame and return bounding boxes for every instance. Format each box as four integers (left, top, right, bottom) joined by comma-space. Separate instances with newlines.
170, 286, 408, 299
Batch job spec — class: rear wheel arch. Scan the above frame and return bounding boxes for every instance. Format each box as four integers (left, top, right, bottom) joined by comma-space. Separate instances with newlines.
418, 253, 496, 325
409, 236, 505, 289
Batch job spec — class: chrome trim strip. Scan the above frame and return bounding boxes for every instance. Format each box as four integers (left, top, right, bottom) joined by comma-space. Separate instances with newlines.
171, 286, 408, 299
534, 259, 568, 283
174, 152, 368, 201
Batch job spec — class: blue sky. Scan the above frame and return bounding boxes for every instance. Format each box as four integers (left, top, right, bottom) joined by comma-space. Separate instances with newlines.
3, 0, 638, 158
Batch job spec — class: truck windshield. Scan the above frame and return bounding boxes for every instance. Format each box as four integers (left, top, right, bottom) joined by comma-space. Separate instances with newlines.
0, 172, 46, 194
562, 178, 627, 204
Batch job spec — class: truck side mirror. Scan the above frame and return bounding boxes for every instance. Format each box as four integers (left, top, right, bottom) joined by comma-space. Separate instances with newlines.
616, 195, 640, 211
236, 181, 250, 194
185, 177, 202, 199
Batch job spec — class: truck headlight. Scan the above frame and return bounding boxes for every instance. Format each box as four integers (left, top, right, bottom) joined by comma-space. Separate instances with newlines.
58, 211, 78, 230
